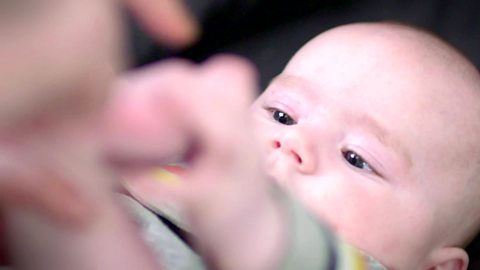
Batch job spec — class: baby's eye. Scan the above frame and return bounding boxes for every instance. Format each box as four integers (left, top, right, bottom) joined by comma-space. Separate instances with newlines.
342, 150, 373, 172
270, 109, 296, 125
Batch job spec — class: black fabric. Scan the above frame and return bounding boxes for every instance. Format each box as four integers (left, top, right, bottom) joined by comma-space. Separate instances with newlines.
467, 237, 480, 270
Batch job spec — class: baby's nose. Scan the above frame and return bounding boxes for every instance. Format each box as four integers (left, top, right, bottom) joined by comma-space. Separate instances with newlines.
272, 135, 317, 174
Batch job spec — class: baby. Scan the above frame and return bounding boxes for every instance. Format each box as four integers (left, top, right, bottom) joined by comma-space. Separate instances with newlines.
116, 22, 480, 270
250, 22, 480, 269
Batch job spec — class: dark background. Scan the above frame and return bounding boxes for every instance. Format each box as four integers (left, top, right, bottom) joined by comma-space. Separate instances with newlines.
127, 0, 480, 89
126, 1, 480, 268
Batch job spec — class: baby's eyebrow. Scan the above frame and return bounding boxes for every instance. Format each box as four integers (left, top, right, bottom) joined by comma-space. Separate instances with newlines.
345, 111, 413, 168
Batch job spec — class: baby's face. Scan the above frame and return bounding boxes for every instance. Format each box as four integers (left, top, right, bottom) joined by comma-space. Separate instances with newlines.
0, 0, 123, 127
251, 25, 480, 269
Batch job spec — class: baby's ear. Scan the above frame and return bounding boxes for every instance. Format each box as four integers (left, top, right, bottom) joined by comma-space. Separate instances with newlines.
425, 247, 468, 270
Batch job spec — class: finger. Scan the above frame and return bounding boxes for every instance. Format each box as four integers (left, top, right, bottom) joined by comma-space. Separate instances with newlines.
186, 55, 259, 169
141, 56, 261, 201
122, 0, 200, 48
117, 57, 260, 229
201, 55, 259, 108
99, 60, 198, 165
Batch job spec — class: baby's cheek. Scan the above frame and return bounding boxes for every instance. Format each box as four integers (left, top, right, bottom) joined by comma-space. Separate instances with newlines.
327, 188, 432, 267
291, 174, 354, 226
293, 177, 393, 242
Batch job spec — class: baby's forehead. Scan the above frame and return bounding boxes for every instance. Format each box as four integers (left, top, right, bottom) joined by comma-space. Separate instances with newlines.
288, 23, 470, 73
284, 24, 480, 113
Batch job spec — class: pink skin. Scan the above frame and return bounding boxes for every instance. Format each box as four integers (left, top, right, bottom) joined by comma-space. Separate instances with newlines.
101, 57, 286, 270
0, 1, 163, 269
0, 0, 199, 235
0, 1, 124, 265
251, 24, 480, 269
0, 0, 198, 267
0, 0, 123, 129
0, 0, 197, 135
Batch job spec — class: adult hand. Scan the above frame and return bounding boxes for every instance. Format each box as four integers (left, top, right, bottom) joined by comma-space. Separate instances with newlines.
101, 56, 287, 270
0, 0, 200, 230
0, 0, 199, 265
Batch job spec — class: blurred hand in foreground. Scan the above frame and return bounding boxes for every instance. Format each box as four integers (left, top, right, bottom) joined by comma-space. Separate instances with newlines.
101, 56, 286, 270
0, 0, 198, 264
0, 0, 199, 226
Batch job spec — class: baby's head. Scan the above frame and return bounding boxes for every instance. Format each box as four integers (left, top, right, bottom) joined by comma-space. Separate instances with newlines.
251, 22, 480, 269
